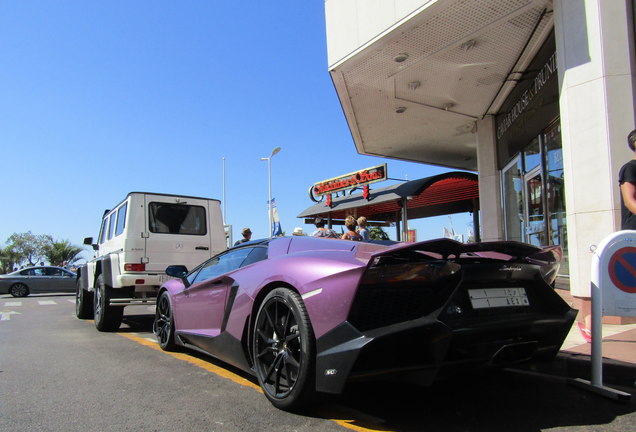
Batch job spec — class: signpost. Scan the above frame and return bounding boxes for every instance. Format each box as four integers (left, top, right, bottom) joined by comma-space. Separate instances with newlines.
570, 231, 634, 400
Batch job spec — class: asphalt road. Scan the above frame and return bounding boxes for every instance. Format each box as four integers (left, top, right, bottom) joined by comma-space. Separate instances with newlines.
1, 293, 636, 432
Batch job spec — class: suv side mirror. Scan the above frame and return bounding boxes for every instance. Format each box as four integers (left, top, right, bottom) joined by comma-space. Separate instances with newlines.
83, 237, 98, 251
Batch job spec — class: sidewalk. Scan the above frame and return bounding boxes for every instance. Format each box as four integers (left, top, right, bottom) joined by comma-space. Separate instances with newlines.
524, 288, 636, 391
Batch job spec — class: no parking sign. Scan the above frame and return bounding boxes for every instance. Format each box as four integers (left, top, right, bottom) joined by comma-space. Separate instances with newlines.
571, 230, 635, 400
593, 230, 636, 317
608, 246, 636, 294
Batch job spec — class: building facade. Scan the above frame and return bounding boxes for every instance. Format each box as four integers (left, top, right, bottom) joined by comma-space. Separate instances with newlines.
324, 0, 636, 317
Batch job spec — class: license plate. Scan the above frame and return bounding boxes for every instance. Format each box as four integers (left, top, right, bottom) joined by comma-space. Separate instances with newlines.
468, 287, 529, 309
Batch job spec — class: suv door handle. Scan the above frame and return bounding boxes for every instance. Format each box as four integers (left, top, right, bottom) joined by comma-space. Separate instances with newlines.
195, 246, 209, 250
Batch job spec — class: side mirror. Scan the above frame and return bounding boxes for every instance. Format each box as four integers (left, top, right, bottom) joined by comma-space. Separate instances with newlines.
83, 237, 98, 250
165, 265, 189, 279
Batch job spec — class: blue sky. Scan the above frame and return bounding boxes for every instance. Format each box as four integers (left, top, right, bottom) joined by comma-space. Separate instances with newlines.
0, 1, 473, 260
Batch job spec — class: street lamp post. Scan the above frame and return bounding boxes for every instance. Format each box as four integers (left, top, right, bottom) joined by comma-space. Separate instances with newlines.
222, 157, 227, 223
260, 147, 281, 238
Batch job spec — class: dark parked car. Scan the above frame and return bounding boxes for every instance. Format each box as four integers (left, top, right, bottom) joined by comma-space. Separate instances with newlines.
153, 236, 576, 410
0, 266, 77, 297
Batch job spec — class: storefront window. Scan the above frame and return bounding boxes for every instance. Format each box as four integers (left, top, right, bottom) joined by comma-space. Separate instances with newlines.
500, 121, 568, 276
524, 138, 542, 172
495, 32, 567, 277
544, 123, 568, 275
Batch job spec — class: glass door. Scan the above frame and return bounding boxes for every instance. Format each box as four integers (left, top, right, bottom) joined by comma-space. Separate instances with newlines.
502, 157, 524, 242
524, 166, 546, 247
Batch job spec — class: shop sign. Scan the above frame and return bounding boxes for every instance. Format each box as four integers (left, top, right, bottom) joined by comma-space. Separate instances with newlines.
496, 52, 557, 139
309, 164, 387, 202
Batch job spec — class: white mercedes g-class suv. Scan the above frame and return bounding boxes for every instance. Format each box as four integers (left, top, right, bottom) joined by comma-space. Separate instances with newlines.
75, 192, 227, 331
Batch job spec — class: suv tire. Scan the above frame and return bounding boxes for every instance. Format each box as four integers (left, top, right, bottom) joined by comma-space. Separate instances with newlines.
94, 275, 124, 332
76, 279, 94, 319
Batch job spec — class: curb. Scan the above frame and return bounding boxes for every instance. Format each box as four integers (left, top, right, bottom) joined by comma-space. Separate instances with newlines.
511, 352, 636, 390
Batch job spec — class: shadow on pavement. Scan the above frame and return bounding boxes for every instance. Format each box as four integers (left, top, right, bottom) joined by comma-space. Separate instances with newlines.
108, 310, 636, 431
119, 314, 155, 332
306, 370, 636, 432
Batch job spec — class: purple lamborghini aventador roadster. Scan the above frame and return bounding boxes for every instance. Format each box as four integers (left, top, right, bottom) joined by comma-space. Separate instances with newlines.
153, 236, 576, 410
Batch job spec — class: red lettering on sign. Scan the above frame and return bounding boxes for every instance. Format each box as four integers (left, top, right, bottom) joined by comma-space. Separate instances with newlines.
310, 164, 387, 197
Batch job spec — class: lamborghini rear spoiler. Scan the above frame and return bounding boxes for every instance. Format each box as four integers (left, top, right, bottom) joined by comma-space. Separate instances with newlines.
357, 238, 562, 285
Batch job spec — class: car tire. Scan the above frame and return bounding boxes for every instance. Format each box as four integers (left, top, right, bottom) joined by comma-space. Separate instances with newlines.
75, 278, 94, 319
94, 274, 124, 332
253, 288, 316, 411
9, 283, 29, 298
153, 291, 177, 351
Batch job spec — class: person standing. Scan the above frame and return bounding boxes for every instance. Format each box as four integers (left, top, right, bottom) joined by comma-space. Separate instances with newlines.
310, 217, 339, 239
341, 216, 363, 241
357, 216, 370, 242
619, 129, 636, 230
234, 228, 252, 245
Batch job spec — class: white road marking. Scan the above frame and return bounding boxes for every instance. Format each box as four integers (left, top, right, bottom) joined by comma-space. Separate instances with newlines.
4, 302, 22, 307
37, 301, 57, 305
67, 299, 75, 303
144, 337, 158, 344
1, 310, 21, 321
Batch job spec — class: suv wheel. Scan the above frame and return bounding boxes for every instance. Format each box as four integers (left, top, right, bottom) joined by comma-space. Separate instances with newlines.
94, 275, 124, 331
75, 278, 94, 319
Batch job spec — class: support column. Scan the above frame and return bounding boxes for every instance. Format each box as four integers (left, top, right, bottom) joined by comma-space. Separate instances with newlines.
554, 1, 636, 310
401, 198, 409, 242
476, 115, 503, 242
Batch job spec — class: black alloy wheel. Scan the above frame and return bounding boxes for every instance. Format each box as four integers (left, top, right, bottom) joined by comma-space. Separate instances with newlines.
75, 279, 94, 319
253, 288, 315, 410
9, 283, 29, 298
93, 275, 124, 332
153, 291, 177, 351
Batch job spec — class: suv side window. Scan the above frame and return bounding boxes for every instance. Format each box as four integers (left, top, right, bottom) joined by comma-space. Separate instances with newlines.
107, 213, 117, 240
99, 217, 109, 244
115, 202, 128, 236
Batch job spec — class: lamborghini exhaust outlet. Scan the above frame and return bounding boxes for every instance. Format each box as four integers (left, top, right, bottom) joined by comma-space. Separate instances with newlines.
490, 341, 538, 366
